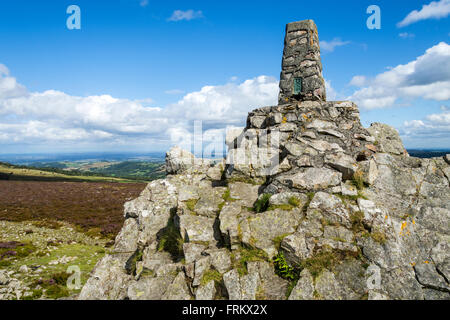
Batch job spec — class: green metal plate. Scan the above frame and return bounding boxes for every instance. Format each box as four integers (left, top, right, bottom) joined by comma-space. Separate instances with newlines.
294, 77, 302, 95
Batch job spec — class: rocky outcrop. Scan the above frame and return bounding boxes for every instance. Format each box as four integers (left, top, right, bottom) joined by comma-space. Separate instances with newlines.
79, 19, 449, 300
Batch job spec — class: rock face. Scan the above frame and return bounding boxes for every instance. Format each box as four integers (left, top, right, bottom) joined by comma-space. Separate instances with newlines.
79, 20, 450, 300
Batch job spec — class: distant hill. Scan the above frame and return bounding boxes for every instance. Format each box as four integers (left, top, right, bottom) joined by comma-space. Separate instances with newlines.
407, 149, 450, 159
0, 161, 156, 183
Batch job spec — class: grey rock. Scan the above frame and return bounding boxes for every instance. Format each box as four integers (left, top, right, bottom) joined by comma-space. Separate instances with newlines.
367, 123, 406, 155
196, 280, 216, 300
289, 269, 314, 300
287, 168, 342, 191
179, 215, 217, 243
183, 243, 206, 264
79, 255, 132, 300
162, 272, 191, 300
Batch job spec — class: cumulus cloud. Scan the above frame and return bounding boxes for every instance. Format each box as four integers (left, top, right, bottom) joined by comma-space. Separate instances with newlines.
167, 9, 203, 22
0, 65, 279, 151
319, 38, 350, 52
397, 0, 450, 27
348, 42, 450, 109
139, 0, 149, 7
401, 107, 450, 145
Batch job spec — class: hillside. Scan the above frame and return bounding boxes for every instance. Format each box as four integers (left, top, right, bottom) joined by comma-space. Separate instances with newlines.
0, 161, 163, 183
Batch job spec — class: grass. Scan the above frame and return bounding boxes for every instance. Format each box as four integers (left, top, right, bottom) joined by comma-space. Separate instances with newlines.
288, 196, 301, 207
299, 249, 359, 279
0, 241, 37, 265
272, 234, 290, 250
351, 170, 367, 191
231, 246, 269, 276
7, 242, 107, 299
0, 164, 142, 183
201, 269, 222, 286
157, 211, 184, 261
185, 199, 199, 213
252, 194, 271, 213
370, 231, 387, 245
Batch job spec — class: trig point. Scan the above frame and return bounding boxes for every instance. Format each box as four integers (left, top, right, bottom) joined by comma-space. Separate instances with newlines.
278, 20, 326, 104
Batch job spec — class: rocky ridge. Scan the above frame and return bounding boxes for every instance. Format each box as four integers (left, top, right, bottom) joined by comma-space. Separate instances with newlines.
79, 99, 449, 300
79, 20, 449, 300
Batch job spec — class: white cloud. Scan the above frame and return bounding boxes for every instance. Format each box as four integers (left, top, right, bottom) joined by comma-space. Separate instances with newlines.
349, 75, 367, 87
324, 80, 337, 100
397, 0, 450, 27
168, 10, 203, 22
320, 38, 350, 52
0, 65, 279, 151
399, 32, 415, 39
348, 42, 450, 109
139, 0, 149, 7
402, 107, 450, 145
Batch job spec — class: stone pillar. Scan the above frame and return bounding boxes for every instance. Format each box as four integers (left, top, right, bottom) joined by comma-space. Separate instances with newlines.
278, 20, 326, 104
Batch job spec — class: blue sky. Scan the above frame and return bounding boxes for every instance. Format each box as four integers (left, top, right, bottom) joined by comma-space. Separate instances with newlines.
0, 0, 449, 154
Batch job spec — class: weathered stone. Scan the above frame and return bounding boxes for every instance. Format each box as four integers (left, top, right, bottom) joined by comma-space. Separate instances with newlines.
229, 182, 260, 207
287, 168, 342, 191
324, 153, 356, 180
366, 123, 406, 155
196, 280, 216, 300
166, 146, 211, 174
162, 272, 191, 300
183, 243, 206, 264
193, 257, 211, 287
246, 208, 302, 257
79, 255, 132, 300
289, 269, 314, 300
179, 215, 217, 243
281, 233, 313, 266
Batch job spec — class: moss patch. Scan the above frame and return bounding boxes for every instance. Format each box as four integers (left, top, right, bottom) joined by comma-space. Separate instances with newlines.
252, 194, 271, 213
201, 269, 222, 286
231, 246, 269, 276
157, 215, 184, 261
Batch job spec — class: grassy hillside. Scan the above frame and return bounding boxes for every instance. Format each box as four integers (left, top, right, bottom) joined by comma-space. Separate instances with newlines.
0, 162, 146, 183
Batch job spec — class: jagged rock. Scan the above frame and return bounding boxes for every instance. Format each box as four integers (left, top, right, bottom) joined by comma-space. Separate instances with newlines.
315, 270, 345, 300
244, 208, 303, 257
223, 269, 241, 300
247, 261, 288, 300
179, 215, 217, 243
79, 255, 132, 300
207, 249, 232, 274
183, 243, 206, 264
289, 269, 314, 300
366, 123, 407, 155
281, 233, 313, 266
166, 146, 211, 174
196, 280, 216, 300
324, 153, 357, 180
414, 262, 450, 292
162, 272, 191, 300
219, 202, 243, 246
79, 18, 450, 301
193, 256, 211, 287
127, 274, 175, 300
286, 168, 342, 191
229, 182, 260, 207
308, 192, 351, 228
444, 154, 450, 165
223, 269, 260, 300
